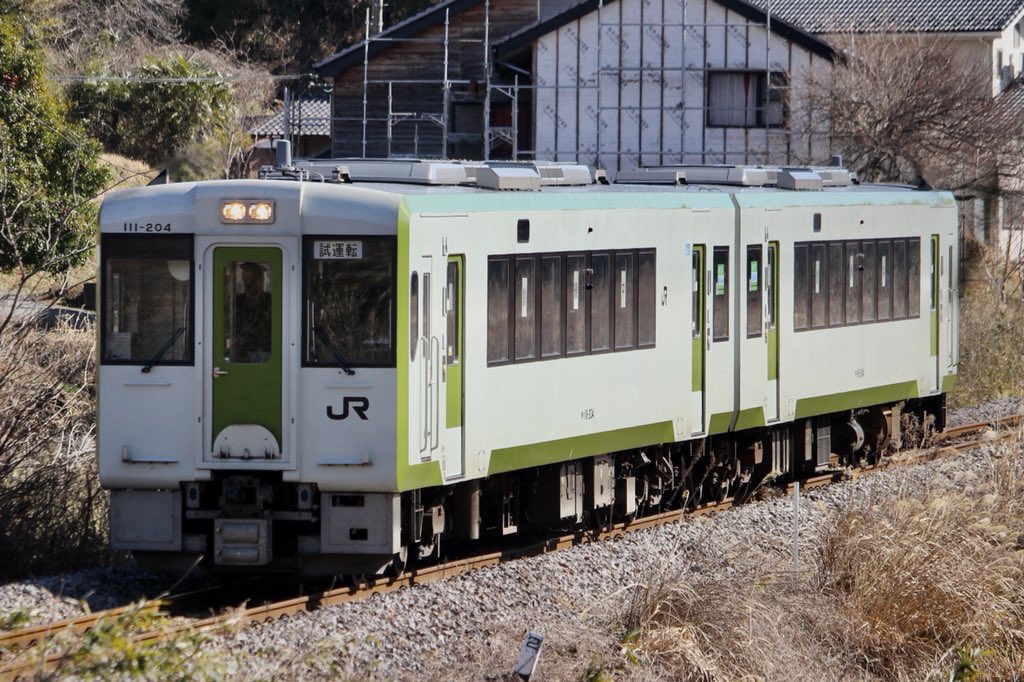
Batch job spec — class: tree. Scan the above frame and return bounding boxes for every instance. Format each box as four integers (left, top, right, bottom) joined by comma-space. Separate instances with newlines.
68, 53, 235, 167
800, 35, 1022, 190
0, 10, 109, 285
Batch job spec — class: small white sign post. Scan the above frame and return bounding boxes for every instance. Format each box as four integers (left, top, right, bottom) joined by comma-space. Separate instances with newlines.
513, 631, 544, 680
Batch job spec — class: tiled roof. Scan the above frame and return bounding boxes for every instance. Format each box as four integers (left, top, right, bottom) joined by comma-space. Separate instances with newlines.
251, 97, 331, 137
749, 0, 1024, 33
315, 0, 481, 77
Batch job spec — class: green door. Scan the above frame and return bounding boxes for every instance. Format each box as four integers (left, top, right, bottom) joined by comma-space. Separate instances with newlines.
766, 242, 779, 421
211, 247, 283, 452
691, 245, 705, 433
444, 256, 464, 478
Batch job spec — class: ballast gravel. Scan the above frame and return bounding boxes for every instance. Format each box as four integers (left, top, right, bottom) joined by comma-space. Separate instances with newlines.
0, 396, 1021, 678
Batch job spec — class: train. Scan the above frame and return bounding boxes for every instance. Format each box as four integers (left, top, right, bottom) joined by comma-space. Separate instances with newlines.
97, 154, 959, 575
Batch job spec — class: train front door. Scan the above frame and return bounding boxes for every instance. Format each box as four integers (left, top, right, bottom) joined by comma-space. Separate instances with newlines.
208, 246, 284, 460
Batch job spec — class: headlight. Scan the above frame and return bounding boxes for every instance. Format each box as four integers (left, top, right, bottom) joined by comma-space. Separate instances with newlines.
220, 200, 275, 224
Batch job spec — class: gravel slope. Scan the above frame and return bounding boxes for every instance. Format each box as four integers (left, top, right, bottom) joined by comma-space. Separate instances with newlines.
1, 397, 1021, 678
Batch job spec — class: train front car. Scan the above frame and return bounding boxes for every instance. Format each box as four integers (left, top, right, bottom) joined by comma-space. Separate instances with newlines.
98, 180, 405, 574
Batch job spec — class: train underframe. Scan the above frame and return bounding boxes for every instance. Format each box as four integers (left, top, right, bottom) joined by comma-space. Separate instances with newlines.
131, 396, 945, 575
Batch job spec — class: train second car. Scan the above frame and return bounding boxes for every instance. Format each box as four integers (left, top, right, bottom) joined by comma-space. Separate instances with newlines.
97, 160, 958, 574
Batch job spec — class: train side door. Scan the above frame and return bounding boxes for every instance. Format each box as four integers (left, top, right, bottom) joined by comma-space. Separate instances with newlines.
691, 245, 706, 434
416, 256, 441, 458
765, 242, 779, 421
443, 256, 465, 478
208, 246, 284, 459
930, 235, 940, 392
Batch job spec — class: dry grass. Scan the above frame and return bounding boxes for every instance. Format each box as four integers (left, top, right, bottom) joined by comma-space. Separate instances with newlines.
953, 239, 1024, 407
615, 439, 1024, 681
0, 318, 106, 579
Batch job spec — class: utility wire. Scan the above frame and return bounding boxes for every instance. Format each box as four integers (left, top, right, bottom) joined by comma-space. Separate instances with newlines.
54, 73, 311, 84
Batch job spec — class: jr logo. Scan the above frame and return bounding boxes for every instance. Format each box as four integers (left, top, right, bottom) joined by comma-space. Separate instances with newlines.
326, 397, 369, 421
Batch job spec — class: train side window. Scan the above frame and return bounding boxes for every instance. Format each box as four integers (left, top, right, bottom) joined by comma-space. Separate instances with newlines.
638, 250, 656, 347
811, 243, 827, 328
861, 241, 877, 323
712, 246, 729, 341
908, 237, 921, 317
101, 234, 193, 364
765, 245, 776, 331
877, 240, 892, 320
614, 251, 636, 350
930, 238, 938, 312
793, 243, 809, 331
487, 258, 510, 364
844, 242, 861, 325
746, 245, 762, 338
893, 239, 908, 319
446, 260, 459, 365
306, 237, 396, 367
590, 252, 611, 352
828, 242, 844, 327
565, 254, 587, 355
514, 257, 537, 361
540, 255, 563, 358
410, 272, 419, 360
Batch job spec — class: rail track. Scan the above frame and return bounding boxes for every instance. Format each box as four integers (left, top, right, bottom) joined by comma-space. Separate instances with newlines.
2, 415, 1020, 679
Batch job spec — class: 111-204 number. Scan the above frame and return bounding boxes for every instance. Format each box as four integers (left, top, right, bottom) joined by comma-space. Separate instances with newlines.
122, 222, 172, 233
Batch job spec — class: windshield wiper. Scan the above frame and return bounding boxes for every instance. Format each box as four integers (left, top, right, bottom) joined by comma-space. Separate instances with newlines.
313, 326, 356, 376
141, 327, 186, 373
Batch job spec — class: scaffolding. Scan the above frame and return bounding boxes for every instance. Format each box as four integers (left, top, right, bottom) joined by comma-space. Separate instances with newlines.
321, 0, 801, 170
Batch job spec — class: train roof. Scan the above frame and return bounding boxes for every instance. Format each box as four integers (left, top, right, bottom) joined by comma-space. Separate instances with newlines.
99, 160, 954, 234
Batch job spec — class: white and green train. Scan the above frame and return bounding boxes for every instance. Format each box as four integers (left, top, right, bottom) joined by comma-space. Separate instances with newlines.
98, 158, 958, 574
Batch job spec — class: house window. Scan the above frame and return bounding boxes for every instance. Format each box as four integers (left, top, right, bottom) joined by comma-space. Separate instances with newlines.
707, 71, 787, 127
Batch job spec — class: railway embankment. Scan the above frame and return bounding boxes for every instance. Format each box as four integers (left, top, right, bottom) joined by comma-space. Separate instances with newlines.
2, 398, 1022, 680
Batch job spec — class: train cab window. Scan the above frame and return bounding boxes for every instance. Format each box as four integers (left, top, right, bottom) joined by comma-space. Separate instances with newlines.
793, 244, 809, 330
811, 243, 827, 328
101, 234, 193, 364
540, 256, 563, 358
566, 254, 587, 355
712, 246, 729, 341
514, 257, 537, 361
893, 239, 908, 319
590, 253, 611, 352
877, 241, 892, 321
844, 242, 861, 325
638, 250, 656, 347
225, 261, 272, 363
614, 252, 636, 350
305, 237, 396, 367
487, 258, 510, 364
746, 245, 762, 337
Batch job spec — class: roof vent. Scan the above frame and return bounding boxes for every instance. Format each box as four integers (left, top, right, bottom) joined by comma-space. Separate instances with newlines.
777, 170, 823, 191
476, 166, 541, 191
535, 164, 594, 186
615, 169, 687, 185
642, 165, 772, 186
